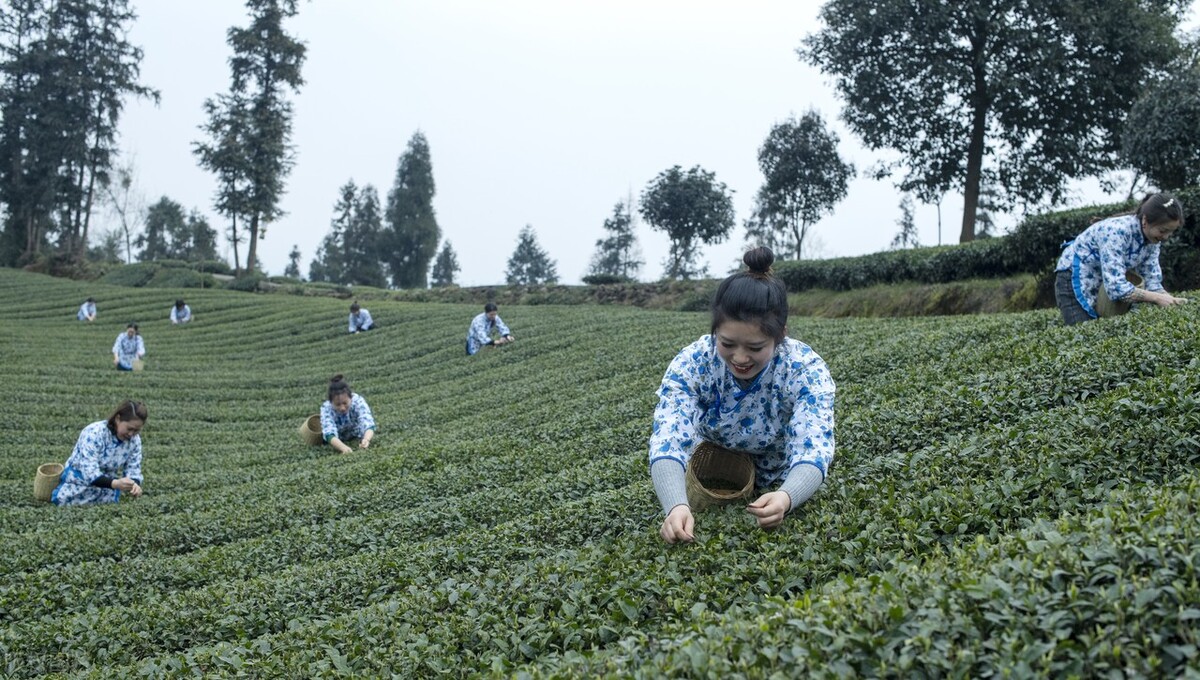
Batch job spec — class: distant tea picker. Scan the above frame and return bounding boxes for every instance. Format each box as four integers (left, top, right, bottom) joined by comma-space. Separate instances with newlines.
348, 301, 374, 334
1054, 192, 1189, 325
112, 323, 146, 371
76, 297, 96, 322
465, 303, 515, 355
319, 374, 376, 453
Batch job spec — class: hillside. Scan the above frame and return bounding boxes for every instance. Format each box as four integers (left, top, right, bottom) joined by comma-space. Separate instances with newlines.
1, 269, 1198, 677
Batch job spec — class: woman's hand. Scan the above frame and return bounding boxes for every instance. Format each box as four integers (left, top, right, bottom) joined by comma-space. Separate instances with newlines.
746, 491, 791, 530
660, 505, 694, 544
358, 433, 372, 449
113, 477, 142, 497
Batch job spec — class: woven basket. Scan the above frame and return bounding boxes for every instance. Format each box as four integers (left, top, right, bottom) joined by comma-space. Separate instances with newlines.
298, 414, 324, 446
684, 442, 755, 510
131, 358, 144, 372
1095, 270, 1144, 319
34, 462, 63, 502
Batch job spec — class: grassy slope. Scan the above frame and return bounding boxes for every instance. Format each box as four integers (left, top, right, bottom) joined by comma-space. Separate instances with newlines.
0, 269, 1197, 678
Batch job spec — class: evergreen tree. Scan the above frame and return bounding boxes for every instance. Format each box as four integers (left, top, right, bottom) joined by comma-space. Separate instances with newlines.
308, 181, 355, 284
342, 184, 386, 288
194, 0, 305, 273
136, 196, 183, 261
283, 244, 301, 279
505, 225, 558, 285
586, 200, 642, 281
384, 131, 439, 288
890, 195, 919, 249
430, 240, 460, 287
0, 0, 156, 264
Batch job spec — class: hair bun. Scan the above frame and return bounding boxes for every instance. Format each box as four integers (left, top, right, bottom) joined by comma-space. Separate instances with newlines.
743, 247, 775, 274
330, 373, 344, 384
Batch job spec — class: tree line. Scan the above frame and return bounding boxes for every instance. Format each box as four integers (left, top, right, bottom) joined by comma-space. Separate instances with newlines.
3, 1, 1197, 283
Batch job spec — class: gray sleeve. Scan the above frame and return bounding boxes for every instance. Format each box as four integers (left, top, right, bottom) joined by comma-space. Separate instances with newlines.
650, 458, 689, 515
779, 464, 825, 512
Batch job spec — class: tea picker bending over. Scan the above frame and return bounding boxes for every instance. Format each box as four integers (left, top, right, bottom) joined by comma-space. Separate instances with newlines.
1054, 192, 1189, 325
77, 297, 96, 322
52, 400, 146, 506
465, 303, 515, 355
112, 323, 145, 371
320, 374, 376, 453
648, 247, 836, 544
348, 301, 374, 333
170, 299, 192, 324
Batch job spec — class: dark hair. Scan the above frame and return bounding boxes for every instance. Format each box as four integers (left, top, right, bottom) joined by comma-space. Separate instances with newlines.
85, 296, 95, 303
350, 301, 361, 313
1135, 192, 1184, 227
484, 302, 498, 313
175, 299, 185, 308
710, 247, 789, 343
106, 400, 148, 435
125, 322, 139, 334
328, 373, 352, 401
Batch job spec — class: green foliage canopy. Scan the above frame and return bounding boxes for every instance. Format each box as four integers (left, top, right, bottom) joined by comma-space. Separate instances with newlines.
384, 131, 440, 289
800, 0, 1187, 243
639, 165, 735, 280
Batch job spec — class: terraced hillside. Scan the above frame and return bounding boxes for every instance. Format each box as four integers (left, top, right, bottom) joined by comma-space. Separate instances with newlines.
1, 268, 1198, 678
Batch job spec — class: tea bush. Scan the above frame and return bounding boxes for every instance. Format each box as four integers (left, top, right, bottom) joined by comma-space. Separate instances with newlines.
0, 268, 1197, 678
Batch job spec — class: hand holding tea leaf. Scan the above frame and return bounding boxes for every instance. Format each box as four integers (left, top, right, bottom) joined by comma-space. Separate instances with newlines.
660, 505, 694, 544
747, 491, 790, 529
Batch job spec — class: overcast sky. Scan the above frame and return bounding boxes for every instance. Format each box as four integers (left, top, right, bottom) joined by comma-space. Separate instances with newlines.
113, 0, 1196, 285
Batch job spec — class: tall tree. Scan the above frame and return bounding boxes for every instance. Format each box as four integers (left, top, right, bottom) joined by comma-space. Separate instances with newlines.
342, 184, 386, 288
135, 196, 218, 261
890, 195, 918, 250
505, 225, 558, 285
430, 240, 460, 288
639, 165, 735, 280
800, 0, 1185, 242
194, 0, 305, 274
0, 0, 155, 264
753, 111, 854, 260
383, 131, 439, 289
586, 200, 642, 281
308, 180, 386, 287
283, 244, 301, 279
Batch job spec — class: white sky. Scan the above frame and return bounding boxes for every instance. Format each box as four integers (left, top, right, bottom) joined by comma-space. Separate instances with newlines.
111, 0, 1196, 285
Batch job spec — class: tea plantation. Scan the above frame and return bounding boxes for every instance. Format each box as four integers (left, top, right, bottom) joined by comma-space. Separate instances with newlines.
1, 268, 1199, 678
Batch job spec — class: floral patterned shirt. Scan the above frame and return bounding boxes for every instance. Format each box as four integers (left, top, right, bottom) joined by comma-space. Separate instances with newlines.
466, 313, 512, 355
319, 393, 376, 442
76, 301, 95, 321
648, 335, 836, 488
52, 420, 143, 506
112, 333, 146, 365
170, 305, 192, 323
1055, 215, 1165, 318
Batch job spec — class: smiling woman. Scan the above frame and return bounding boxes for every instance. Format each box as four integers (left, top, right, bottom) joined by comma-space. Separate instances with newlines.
52, 400, 147, 506
1053, 192, 1190, 324
648, 246, 837, 544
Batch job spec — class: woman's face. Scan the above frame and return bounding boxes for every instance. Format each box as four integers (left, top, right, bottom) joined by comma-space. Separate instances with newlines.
116, 418, 143, 441
1142, 217, 1181, 244
125, 327, 137, 338
715, 320, 777, 381
331, 393, 352, 414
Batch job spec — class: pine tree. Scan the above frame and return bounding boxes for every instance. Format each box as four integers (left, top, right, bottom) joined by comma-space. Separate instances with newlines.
586, 200, 642, 282
283, 244, 301, 279
505, 225, 558, 285
383, 131, 439, 288
430, 240, 460, 287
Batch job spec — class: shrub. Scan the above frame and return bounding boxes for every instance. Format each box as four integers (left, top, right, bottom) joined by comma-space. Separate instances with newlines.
99, 263, 159, 287
146, 267, 213, 289
223, 273, 266, 292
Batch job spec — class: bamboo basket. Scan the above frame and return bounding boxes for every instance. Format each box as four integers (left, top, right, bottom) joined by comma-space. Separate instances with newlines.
34, 463, 63, 502
131, 358, 144, 372
298, 414, 324, 446
684, 442, 755, 510
1095, 270, 1144, 318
